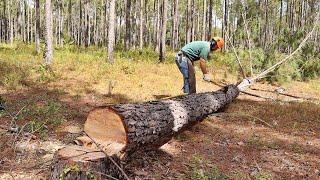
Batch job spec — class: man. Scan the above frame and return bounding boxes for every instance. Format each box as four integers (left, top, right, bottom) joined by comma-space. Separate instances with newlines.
175, 37, 224, 94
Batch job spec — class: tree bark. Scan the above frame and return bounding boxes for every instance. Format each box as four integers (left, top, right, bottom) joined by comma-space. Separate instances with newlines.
44, 0, 53, 65
172, 0, 179, 50
223, 0, 229, 50
84, 85, 239, 155
107, 0, 116, 64
78, 0, 83, 46
186, 0, 191, 43
3, 0, 8, 43
207, 0, 213, 40
125, 0, 131, 50
155, 0, 160, 52
35, 0, 41, 54
9, 0, 13, 44
159, 0, 167, 62
202, 0, 206, 40
139, 0, 144, 49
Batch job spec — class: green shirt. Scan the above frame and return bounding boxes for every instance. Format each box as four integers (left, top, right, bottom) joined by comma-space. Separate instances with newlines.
181, 41, 211, 61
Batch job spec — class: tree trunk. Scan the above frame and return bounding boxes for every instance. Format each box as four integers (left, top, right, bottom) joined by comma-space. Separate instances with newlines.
172, 0, 179, 50
186, 0, 191, 43
84, 85, 239, 155
191, 0, 195, 41
3, 0, 8, 43
44, 0, 53, 65
207, 0, 213, 40
263, 0, 268, 50
202, 0, 206, 40
22, 1, 26, 42
155, 0, 160, 52
222, 0, 228, 50
78, 0, 83, 46
104, 0, 108, 46
35, 0, 40, 54
159, 0, 167, 62
107, 0, 116, 64
67, 0, 72, 35
278, 0, 283, 51
139, 0, 144, 49
9, 0, 13, 44
125, 0, 131, 50
27, 3, 30, 43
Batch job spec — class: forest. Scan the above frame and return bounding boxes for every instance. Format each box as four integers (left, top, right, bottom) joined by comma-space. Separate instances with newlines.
0, 0, 319, 179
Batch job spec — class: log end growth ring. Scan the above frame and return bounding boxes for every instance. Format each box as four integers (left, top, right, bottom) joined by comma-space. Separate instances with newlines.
84, 108, 127, 156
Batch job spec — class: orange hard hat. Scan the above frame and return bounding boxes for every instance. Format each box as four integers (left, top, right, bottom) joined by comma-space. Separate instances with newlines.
213, 37, 224, 49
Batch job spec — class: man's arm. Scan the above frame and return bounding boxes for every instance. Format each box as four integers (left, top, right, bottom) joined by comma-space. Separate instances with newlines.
199, 58, 208, 74
199, 58, 212, 82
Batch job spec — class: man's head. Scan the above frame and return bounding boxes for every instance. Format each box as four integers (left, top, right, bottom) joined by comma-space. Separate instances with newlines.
210, 37, 224, 51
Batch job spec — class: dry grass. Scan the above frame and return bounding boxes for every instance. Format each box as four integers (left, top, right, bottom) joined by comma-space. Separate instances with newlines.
0, 43, 239, 102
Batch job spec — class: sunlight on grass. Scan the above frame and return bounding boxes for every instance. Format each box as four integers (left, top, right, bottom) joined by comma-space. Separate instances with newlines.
1, 43, 319, 103
0, 43, 238, 102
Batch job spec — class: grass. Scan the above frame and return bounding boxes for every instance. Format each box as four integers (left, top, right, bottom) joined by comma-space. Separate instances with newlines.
0, 43, 239, 102
188, 154, 230, 180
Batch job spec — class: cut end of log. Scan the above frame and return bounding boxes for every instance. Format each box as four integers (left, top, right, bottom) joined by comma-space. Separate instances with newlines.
84, 108, 127, 156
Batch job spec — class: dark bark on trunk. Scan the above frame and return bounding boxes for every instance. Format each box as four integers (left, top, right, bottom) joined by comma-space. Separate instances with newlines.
207, 0, 213, 40
78, 0, 83, 46
159, 0, 167, 62
125, 0, 131, 50
35, 0, 40, 54
186, 0, 191, 43
172, 0, 179, 50
3, 0, 8, 42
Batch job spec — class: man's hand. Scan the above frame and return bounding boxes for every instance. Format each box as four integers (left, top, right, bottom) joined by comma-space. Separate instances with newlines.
203, 73, 212, 82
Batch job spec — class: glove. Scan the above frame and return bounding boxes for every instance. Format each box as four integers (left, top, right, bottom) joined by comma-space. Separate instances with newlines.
237, 78, 252, 91
203, 74, 212, 82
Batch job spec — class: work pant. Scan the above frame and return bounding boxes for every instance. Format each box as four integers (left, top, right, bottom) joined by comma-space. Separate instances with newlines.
175, 52, 196, 94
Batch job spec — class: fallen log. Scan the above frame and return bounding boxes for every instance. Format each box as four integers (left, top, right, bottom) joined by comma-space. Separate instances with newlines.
84, 84, 239, 155
51, 84, 239, 179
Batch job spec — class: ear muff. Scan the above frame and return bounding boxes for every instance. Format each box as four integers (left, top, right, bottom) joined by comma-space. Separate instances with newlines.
210, 39, 217, 51
213, 37, 224, 49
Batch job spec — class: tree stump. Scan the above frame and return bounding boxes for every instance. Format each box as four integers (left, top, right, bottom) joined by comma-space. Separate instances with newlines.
51, 146, 124, 180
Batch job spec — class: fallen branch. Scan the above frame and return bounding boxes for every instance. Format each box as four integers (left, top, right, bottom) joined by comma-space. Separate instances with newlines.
251, 12, 319, 82
240, 91, 275, 101
250, 87, 319, 101
225, 33, 247, 78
